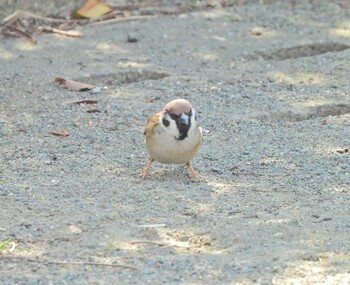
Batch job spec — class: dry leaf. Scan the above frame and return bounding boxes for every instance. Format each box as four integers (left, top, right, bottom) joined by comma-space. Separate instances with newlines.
251, 27, 263, 36
49, 130, 69, 137
230, 164, 239, 170
55, 77, 96, 92
145, 96, 161, 103
76, 0, 112, 19
68, 224, 82, 234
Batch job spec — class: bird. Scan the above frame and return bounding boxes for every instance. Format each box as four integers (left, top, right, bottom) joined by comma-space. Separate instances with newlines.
141, 98, 202, 180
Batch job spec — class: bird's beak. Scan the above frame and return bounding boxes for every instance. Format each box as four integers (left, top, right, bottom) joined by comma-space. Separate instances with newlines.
179, 113, 189, 125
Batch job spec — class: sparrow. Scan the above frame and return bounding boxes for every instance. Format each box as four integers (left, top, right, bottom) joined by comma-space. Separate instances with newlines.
141, 99, 202, 180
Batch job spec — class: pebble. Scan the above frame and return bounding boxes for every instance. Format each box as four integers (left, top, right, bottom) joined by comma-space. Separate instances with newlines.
20, 222, 32, 228
127, 33, 139, 43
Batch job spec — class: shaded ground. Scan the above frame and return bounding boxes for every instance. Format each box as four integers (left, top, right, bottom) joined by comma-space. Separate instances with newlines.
0, 0, 350, 284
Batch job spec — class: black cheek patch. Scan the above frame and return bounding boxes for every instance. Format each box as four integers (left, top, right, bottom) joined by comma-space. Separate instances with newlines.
162, 118, 170, 127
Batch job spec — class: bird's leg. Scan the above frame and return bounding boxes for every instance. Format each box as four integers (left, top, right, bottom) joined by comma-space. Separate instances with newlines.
141, 159, 154, 179
186, 162, 200, 181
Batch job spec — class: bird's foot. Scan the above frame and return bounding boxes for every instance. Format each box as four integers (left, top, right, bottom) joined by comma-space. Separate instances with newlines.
186, 162, 201, 182
141, 159, 154, 179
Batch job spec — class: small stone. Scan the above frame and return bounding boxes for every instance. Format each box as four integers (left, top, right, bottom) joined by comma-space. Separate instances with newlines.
251, 27, 264, 36
91, 87, 101, 93
127, 33, 138, 43
231, 14, 242, 22
139, 7, 157, 15
20, 222, 32, 228
68, 224, 82, 234
211, 168, 223, 174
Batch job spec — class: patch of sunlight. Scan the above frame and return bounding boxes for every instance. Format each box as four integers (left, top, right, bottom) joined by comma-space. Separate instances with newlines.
0, 47, 16, 59
20, 112, 36, 124
256, 218, 290, 225
8, 241, 44, 257
311, 144, 350, 164
272, 253, 350, 285
329, 28, 350, 38
118, 61, 151, 68
250, 27, 278, 39
107, 228, 215, 254
293, 98, 336, 110
271, 71, 328, 85
294, 98, 329, 108
329, 21, 350, 38
193, 52, 218, 61
211, 35, 226, 42
257, 157, 280, 164
106, 239, 142, 252
156, 227, 215, 253
207, 180, 236, 194
189, 201, 212, 215
95, 42, 128, 54
108, 89, 130, 98
201, 9, 230, 20
328, 186, 350, 193
15, 40, 38, 51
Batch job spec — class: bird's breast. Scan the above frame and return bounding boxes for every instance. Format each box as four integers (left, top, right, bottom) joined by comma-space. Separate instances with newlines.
146, 125, 202, 164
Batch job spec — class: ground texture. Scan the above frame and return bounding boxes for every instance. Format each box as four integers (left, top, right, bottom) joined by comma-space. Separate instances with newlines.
0, 0, 350, 284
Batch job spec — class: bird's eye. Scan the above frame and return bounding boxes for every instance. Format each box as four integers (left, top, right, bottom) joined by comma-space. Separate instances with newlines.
169, 113, 179, 120
187, 109, 195, 120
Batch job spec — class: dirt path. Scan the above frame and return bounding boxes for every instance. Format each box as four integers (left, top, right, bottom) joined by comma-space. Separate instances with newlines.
0, 1, 349, 284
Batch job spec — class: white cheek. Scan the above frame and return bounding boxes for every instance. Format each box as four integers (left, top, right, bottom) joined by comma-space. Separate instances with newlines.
161, 114, 179, 137
168, 120, 179, 136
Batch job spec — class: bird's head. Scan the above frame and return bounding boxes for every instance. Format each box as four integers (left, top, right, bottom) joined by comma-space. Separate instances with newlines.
162, 99, 196, 140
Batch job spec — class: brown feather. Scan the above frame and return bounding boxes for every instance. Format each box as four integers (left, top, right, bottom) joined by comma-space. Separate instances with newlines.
144, 112, 161, 137
164, 99, 192, 115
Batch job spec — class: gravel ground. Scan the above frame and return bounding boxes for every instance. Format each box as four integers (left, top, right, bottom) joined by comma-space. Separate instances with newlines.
0, 0, 350, 284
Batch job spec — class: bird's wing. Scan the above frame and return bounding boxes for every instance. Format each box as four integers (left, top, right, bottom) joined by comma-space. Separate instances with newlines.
144, 112, 162, 137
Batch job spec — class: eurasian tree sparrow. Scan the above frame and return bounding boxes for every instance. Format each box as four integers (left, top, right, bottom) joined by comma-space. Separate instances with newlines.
141, 99, 202, 180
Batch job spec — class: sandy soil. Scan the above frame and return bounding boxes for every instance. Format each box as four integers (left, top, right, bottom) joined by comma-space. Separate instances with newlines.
0, 0, 350, 284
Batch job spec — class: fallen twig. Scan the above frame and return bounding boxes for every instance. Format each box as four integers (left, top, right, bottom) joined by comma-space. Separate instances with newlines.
49, 130, 69, 137
70, 99, 98, 105
90, 15, 156, 26
135, 224, 166, 228
38, 26, 81, 37
251, 188, 289, 193
0, 10, 79, 25
0, 255, 137, 270
1, 26, 36, 43
130, 240, 193, 249
232, 171, 288, 177
0, 10, 20, 27
130, 240, 166, 246
145, 96, 161, 103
